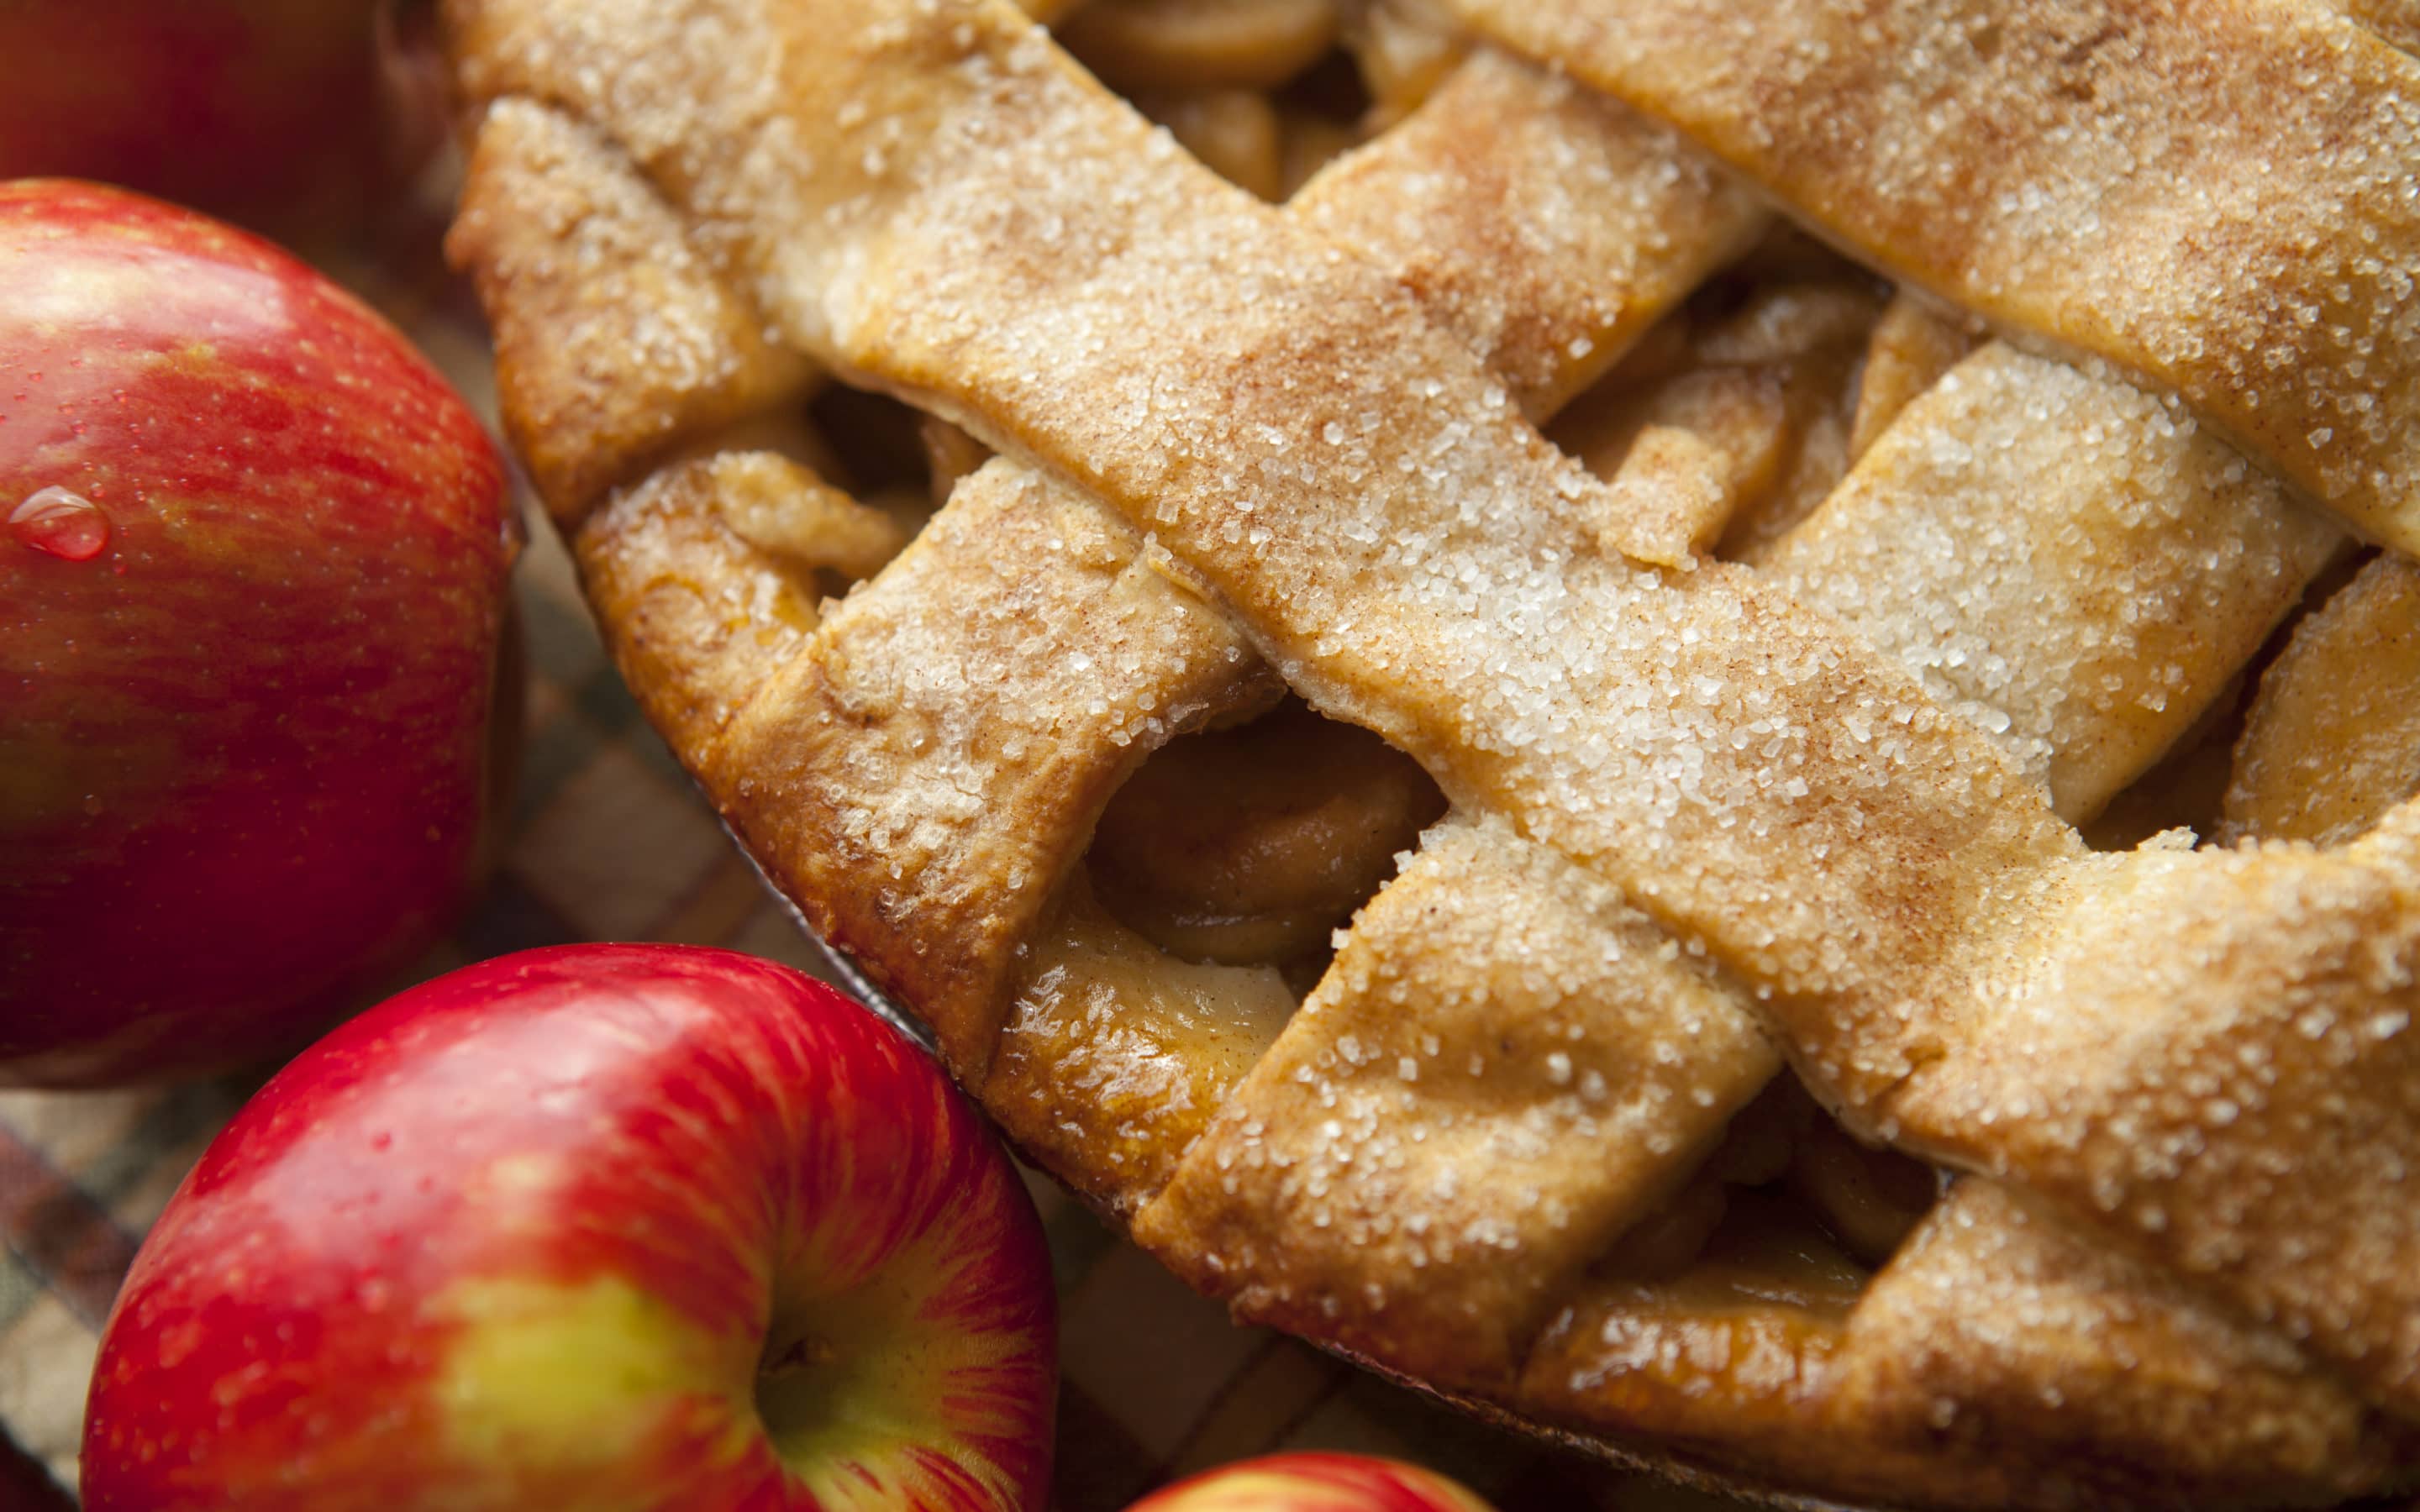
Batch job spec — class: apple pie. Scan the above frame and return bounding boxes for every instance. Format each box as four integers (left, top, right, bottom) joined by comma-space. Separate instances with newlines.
439, 0, 2420, 1504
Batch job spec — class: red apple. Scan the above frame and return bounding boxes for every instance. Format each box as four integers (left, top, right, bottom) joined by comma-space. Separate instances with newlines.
1129, 1456, 1497, 1512
0, 1, 396, 234
0, 179, 514, 1086
82, 944, 1059, 1510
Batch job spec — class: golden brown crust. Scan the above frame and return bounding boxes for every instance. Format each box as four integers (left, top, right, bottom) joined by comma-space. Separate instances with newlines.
440, 1, 2420, 1504
445, 98, 813, 524
1767, 344, 2344, 822
985, 879, 1297, 1210
1138, 816, 1778, 1390
1836, 1181, 2391, 1509
572, 456, 826, 761
1291, 50, 1767, 423
1520, 1294, 1876, 1500
1455, 0, 2420, 555
1886, 838, 2420, 1420
711, 459, 1275, 1073
1845, 293, 1981, 464
2222, 554, 2420, 846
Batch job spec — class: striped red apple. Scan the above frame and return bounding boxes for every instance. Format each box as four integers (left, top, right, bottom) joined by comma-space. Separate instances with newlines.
1129, 1455, 1498, 1512
82, 945, 1058, 1511
0, 1, 393, 234
0, 180, 514, 1085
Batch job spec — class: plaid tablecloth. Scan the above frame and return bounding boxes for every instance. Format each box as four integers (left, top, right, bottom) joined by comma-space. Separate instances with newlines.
0, 215, 1734, 1512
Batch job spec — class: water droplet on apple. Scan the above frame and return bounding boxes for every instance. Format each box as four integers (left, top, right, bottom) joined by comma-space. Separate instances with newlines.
9, 486, 112, 561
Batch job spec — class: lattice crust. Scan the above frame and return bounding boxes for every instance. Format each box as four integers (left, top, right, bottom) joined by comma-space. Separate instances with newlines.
441, 1, 2420, 1505
1767, 344, 2346, 822
448, 99, 818, 522
1520, 1195, 2394, 1509
1143, 814, 1781, 1391
1456, 0, 2420, 557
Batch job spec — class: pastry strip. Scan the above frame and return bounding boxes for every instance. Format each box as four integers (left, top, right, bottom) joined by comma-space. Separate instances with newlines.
2220, 554, 2420, 845
1454, 0, 2420, 555
446, 99, 814, 523
1770, 344, 2344, 821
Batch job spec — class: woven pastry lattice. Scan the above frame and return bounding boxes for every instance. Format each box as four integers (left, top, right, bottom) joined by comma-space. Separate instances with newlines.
443, 1, 2420, 1505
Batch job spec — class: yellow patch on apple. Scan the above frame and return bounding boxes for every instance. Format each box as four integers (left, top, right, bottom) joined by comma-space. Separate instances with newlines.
432, 1273, 755, 1477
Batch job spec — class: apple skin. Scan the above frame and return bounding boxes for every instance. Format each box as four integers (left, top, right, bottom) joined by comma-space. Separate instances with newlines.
0, 179, 514, 1086
82, 944, 1059, 1511
0, 2, 392, 234
1128, 1456, 1498, 1512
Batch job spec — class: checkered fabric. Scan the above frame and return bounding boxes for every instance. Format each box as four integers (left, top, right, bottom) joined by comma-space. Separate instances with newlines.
0, 212, 1726, 1512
